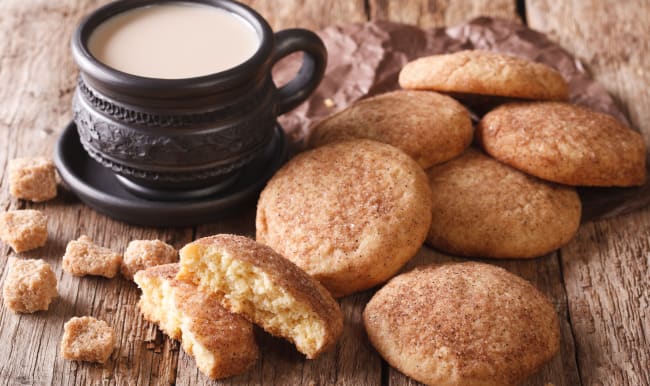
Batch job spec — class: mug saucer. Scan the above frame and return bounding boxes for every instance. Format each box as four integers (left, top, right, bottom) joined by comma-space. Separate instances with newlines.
54, 121, 287, 227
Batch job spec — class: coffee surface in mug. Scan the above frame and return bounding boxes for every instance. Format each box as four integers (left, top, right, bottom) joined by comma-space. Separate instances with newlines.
88, 2, 260, 79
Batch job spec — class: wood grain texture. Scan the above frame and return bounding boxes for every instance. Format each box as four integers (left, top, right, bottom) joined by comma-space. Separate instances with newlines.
526, 0, 650, 142
369, 0, 519, 28
527, 2, 650, 385
1, 0, 649, 385
558, 208, 650, 386
239, 0, 367, 30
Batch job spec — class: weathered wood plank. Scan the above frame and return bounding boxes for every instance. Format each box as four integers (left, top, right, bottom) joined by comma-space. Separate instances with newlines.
0, 1, 191, 385
526, 0, 650, 142
239, 0, 367, 30
557, 209, 650, 386
369, 0, 519, 28
527, 1, 650, 384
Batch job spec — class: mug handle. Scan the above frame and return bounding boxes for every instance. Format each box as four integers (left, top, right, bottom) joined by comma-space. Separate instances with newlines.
271, 29, 327, 115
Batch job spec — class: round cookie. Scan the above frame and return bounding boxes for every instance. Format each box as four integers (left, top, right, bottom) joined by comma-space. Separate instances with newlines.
477, 102, 647, 187
308, 90, 473, 168
256, 139, 432, 298
399, 50, 569, 101
426, 149, 581, 258
363, 262, 560, 386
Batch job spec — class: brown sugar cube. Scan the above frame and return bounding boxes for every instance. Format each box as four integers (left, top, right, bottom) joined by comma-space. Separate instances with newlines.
121, 239, 177, 280
9, 157, 57, 202
62, 235, 122, 278
61, 316, 115, 364
0, 210, 48, 253
2, 257, 58, 313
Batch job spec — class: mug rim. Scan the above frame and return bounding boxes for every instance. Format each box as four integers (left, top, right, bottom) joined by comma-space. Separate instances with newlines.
72, 0, 274, 98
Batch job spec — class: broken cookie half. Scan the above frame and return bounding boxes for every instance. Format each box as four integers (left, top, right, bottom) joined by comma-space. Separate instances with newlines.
134, 263, 258, 379
177, 234, 343, 359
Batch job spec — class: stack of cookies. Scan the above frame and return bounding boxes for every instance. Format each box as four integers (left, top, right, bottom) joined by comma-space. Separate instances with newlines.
253, 49, 646, 386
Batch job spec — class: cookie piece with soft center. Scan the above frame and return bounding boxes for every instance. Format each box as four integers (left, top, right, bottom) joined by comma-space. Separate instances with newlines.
176, 234, 343, 360
256, 139, 432, 297
399, 50, 569, 101
364, 262, 560, 386
426, 149, 581, 258
134, 263, 258, 379
309, 90, 473, 168
477, 101, 647, 186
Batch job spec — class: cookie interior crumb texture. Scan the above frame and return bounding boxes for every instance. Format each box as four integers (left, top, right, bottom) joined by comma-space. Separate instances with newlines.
9, 157, 57, 202
62, 235, 122, 278
3, 257, 58, 313
121, 239, 178, 280
177, 234, 343, 359
61, 316, 115, 364
134, 264, 258, 379
0, 209, 48, 253
363, 262, 561, 386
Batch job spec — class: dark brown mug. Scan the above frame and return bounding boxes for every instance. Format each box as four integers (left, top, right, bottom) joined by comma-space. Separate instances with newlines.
71, 0, 326, 199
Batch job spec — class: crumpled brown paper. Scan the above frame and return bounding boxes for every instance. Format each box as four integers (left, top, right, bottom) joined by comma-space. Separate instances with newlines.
275, 17, 650, 221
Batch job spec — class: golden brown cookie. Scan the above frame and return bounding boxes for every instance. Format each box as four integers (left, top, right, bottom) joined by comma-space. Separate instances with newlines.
309, 90, 473, 168
426, 149, 581, 258
363, 262, 560, 386
477, 102, 647, 187
177, 234, 343, 359
256, 139, 432, 297
135, 264, 258, 379
399, 50, 569, 101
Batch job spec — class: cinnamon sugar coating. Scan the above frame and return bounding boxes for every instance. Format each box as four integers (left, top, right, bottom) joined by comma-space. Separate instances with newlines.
309, 90, 473, 168
426, 149, 581, 258
135, 264, 258, 379
256, 139, 432, 297
399, 50, 569, 101
364, 262, 560, 386
477, 102, 647, 186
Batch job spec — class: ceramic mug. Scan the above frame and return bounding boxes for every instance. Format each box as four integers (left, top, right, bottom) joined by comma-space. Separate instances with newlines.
71, 0, 326, 199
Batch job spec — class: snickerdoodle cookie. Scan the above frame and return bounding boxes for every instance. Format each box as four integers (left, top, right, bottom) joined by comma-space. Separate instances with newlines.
177, 234, 343, 359
426, 149, 580, 258
363, 262, 560, 386
256, 139, 432, 297
399, 50, 569, 101
135, 264, 258, 379
477, 102, 647, 186
309, 90, 473, 168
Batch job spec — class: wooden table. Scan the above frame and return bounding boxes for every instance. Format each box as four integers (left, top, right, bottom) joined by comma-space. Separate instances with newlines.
1, 1, 648, 385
